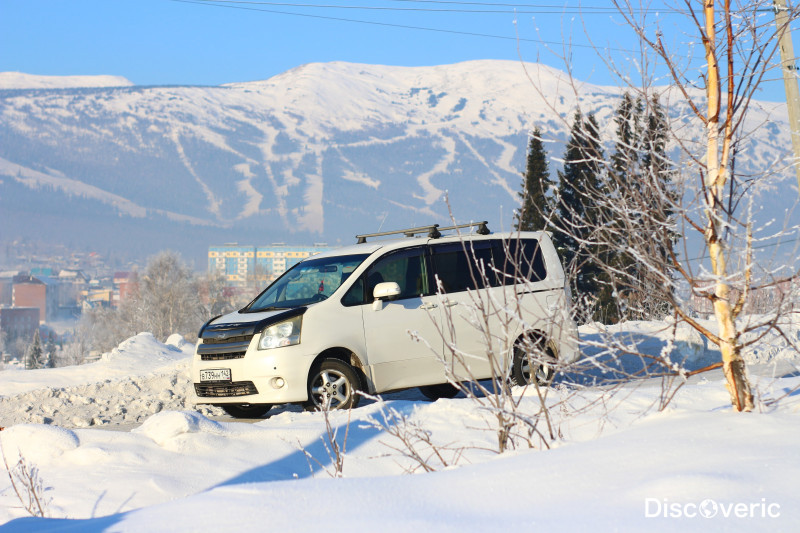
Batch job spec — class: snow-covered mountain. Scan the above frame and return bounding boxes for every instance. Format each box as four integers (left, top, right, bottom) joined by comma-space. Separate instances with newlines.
0, 61, 794, 264
0, 71, 133, 89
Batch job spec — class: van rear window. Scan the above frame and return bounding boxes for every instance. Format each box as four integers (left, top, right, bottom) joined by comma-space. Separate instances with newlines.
429, 238, 547, 293
494, 238, 547, 284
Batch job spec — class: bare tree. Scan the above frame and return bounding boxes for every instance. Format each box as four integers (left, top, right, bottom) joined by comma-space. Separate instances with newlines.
59, 319, 91, 366
1, 444, 50, 518
608, 0, 800, 411
197, 270, 236, 318
76, 250, 207, 353
128, 251, 205, 340
518, 0, 800, 411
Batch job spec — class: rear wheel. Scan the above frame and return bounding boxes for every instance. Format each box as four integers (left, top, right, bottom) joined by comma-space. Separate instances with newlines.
418, 383, 460, 400
305, 358, 361, 410
219, 403, 272, 418
511, 336, 557, 387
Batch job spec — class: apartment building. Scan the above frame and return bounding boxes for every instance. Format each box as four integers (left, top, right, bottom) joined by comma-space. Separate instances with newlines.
208, 243, 331, 287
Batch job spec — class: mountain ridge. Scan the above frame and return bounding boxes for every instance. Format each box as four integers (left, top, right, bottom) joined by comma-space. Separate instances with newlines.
0, 60, 794, 265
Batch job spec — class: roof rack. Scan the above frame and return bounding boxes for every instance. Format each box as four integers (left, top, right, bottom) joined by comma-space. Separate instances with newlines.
356, 221, 490, 244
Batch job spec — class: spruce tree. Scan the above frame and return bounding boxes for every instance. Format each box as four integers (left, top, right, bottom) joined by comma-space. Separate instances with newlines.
515, 127, 553, 232
46, 333, 57, 368
610, 92, 643, 180
554, 111, 614, 321
25, 329, 46, 370
606, 92, 677, 320
609, 92, 645, 320
640, 95, 677, 317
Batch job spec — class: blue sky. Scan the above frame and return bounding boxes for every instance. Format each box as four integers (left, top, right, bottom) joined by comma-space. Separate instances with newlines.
0, 0, 796, 102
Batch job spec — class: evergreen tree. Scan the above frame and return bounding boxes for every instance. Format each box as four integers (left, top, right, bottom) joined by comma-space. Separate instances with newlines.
515, 127, 553, 232
25, 329, 46, 370
609, 92, 645, 320
46, 333, 57, 368
639, 94, 678, 317
610, 93, 643, 180
553, 111, 614, 321
608, 92, 677, 320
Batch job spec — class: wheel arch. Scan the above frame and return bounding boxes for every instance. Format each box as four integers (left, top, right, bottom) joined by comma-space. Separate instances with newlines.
309, 347, 371, 393
515, 329, 560, 360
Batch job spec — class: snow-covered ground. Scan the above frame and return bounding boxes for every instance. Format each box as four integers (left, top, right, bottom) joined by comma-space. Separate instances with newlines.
0, 333, 222, 428
1, 321, 799, 531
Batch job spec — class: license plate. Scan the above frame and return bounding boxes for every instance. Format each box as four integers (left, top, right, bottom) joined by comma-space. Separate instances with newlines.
200, 368, 231, 382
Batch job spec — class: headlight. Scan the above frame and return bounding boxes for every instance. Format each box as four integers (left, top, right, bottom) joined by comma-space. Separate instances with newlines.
258, 316, 302, 350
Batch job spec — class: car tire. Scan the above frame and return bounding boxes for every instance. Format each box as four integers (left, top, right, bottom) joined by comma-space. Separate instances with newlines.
511, 337, 556, 387
418, 383, 460, 400
220, 403, 272, 418
305, 358, 361, 411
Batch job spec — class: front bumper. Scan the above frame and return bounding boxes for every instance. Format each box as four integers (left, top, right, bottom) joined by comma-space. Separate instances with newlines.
191, 341, 315, 406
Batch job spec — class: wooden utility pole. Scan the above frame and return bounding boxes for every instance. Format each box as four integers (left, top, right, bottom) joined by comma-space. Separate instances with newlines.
774, 0, 800, 193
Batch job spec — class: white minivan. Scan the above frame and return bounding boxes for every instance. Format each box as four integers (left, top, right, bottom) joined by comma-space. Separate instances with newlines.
192, 223, 579, 418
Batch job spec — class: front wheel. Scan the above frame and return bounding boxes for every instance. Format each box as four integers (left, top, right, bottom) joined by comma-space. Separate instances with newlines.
511, 337, 556, 387
219, 403, 272, 418
305, 358, 361, 411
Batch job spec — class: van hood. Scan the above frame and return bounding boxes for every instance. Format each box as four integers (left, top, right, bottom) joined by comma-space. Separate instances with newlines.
199, 307, 307, 341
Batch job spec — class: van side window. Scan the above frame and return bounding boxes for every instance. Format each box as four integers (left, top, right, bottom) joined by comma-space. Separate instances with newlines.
430, 241, 496, 292
364, 247, 429, 302
493, 238, 547, 284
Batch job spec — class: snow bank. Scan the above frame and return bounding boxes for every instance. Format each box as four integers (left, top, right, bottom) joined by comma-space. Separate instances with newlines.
0, 376, 798, 531
0, 425, 79, 464
134, 411, 228, 447
577, 318, 799, 377
0, 333, 221, 427
87, 407, 800, 532
0, 322, 798, 531
0, 332, 189, 399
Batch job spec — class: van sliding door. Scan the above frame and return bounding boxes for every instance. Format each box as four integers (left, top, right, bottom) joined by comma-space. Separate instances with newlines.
429, 239, 501, 381
361, 246, 446, 392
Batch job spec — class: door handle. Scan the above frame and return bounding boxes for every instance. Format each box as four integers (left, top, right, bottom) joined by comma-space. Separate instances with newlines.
444, 301, 458, 308
419, 303, 438, 310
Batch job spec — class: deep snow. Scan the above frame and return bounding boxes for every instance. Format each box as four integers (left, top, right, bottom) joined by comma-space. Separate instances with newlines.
0, 321, 798, 532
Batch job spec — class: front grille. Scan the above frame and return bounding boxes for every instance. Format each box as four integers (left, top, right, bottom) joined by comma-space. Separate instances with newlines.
197, 338, 251, 361
195, 381, 259, 398
201, 352, 246, 361
202, 334, 253, 345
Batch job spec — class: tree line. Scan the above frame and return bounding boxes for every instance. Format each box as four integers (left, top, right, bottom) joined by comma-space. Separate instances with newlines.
515, 92, 677, 324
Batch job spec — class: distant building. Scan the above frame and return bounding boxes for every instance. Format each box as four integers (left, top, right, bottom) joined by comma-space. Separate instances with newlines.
55, 269, 89, 319
12, 275, 46, 322
0, 272, 17, 306
113, 271, 138, 307
0, 307, 40, 343
82, 279, 114, 309
208, 243, 332, 287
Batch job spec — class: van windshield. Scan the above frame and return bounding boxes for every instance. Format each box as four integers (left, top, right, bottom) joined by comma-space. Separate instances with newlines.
244, 254, 370, 312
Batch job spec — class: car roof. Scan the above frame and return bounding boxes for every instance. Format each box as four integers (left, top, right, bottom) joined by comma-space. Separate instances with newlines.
307, 231, 551, 261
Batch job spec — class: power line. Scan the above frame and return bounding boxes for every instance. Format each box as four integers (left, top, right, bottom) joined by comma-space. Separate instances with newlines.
169, 0, 795, 55
177, 0, 675, 15
168, 0, 649, 52
387, 0, 623, 7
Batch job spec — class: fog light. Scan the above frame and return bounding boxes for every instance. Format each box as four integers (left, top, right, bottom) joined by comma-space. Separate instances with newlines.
272, 377, 286, 389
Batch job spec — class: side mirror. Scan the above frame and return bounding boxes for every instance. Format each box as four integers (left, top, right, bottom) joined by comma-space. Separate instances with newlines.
372, 282, 401, 310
